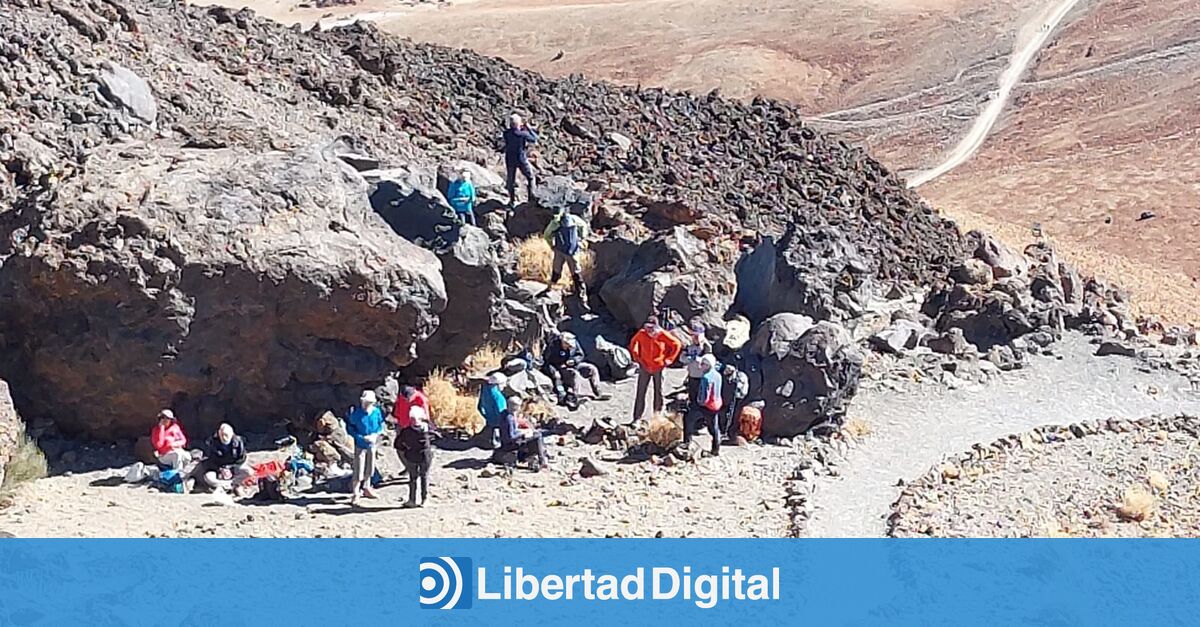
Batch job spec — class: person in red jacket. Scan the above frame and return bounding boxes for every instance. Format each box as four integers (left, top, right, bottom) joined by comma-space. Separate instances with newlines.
150, 409, 191, 470
392, 386, 431, 429
627, 314, 683, 425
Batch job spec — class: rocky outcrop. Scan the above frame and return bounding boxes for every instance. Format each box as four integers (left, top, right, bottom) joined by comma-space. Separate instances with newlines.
0, 379, 22, 487
599, 226, 736, 332
0, 143, 446, 438
748, 321, 863, 437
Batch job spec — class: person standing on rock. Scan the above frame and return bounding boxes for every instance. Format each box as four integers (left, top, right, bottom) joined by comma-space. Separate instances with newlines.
683, 354, 723, 456
502, 113, 538, 208
150, 409, 191, 471
447, 169, 478, 226
543, 208, 590, 308
346, 390, 384, 505
627, 314, 683, 426
477, 372, 508, 449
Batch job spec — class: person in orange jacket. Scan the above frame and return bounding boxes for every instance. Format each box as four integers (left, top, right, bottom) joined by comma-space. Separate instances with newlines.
627, 314, 683, 425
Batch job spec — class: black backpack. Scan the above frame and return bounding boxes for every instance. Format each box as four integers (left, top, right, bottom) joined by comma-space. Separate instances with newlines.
552, 216, 581, 255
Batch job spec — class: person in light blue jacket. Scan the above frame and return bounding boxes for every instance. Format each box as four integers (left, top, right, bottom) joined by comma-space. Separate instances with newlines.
477, 372, 508, 449
346, 389, 384, 504
447, 169, 478, 226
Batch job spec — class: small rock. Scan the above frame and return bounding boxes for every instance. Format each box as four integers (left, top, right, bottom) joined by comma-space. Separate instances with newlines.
578, 456, 609, 478
1096, 340, 1136, 357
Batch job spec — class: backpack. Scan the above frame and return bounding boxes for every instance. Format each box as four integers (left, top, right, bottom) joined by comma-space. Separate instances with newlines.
552, 215, 581, 255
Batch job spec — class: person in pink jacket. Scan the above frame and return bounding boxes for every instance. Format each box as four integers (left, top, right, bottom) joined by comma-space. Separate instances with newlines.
151, 409, 191, 470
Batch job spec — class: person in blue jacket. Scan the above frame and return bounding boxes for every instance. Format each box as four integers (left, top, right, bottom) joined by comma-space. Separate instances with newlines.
477, 372, 508, 449
447, 169, 477, 226
346, 389, 384, 504
502, 113, 538, 208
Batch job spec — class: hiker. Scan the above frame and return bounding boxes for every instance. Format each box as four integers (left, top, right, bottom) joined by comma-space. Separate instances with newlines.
628, 314, 683, 425
447, 169, 477, 226
346, 390, 384, 504
392, 385, 431, 429
719, 362, 749, 443
497, 395, 549, 470
683, 354, 723, 456
681, 319, 712, 402
197, 423, 251, 492
150, 409, 191, 471
502, 113, 537, 207
477, 372, 508, 449
542, 332, 608, 408
396, 406, 435, 508
543, 207, 590, 305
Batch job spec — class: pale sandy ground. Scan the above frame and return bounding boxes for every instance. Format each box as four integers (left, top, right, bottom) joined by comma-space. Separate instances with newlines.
0, 370, 804, 538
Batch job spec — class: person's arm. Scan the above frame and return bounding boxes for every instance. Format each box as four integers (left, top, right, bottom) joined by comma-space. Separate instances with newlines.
664, 334, 684, 364
345, 411, 361, 437
628, 334, 642, 363
543, 215, 559, 243
467, 182, 477, 207
523, 128, 538, 144
150, 426, 167, 454
233, 438, 247, 465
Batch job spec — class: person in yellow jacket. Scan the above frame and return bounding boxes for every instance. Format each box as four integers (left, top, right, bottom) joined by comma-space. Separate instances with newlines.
543, 209, 590, 307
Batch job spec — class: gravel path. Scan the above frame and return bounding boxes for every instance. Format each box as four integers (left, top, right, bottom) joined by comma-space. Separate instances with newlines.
806, 333, 1200, 537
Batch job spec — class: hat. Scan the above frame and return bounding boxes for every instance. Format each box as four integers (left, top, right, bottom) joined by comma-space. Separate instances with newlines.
360, 390, 378, 405
158, 409, 175, 421
560, 332, 577, 343
644, 314, 659, 326
701, 354, 718, 369
487, 372, 508, 387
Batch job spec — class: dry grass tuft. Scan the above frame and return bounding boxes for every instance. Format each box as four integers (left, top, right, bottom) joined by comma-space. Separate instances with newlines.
1116, 486, 1156, 522
424, 368, 483, 435
521, 398, 557, 426
1, 426, 47, 493
1147, 470, 1170, 494
645, 412, 683, 450
842, 415, 871, 439
465, 343, 510, 376
515, 237, 595, 286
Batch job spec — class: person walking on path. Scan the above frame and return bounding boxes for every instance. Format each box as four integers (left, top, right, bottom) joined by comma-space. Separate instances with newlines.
447, 169, 478, 226
627, 314, 683, 426
543, 208, 590, 306
346, 390, 384, 505
502, 113, 538, 208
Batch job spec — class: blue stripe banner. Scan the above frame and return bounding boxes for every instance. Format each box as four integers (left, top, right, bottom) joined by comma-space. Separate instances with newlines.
0, 539, 1195, 625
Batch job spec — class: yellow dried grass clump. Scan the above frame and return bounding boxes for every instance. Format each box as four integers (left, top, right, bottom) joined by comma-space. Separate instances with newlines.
1116, 486, 1156, 522
1, 425, 47, 493
842, 415, 872, 439
424, 368, 483, 435
465, 343, 510, 376
515, 237, 594, 286
645, 412, 683, 449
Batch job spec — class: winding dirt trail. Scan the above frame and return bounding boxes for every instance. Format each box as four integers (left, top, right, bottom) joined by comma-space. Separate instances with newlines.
906, 0, 1083, 188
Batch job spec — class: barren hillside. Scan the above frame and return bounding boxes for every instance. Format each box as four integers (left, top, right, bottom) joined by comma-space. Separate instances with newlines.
225, 0, 1200, 323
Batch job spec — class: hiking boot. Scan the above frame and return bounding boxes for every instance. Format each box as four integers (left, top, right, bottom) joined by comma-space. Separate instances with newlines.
564, 393, 580, 411
403, 499, 418, 509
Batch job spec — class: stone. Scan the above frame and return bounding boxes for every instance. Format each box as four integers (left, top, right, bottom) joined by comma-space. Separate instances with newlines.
750, 313, 815, 359
950, 258, 993, 285
97, 61, 157, 125
0, 143, 445, 438
578, 456, 609, 478
0, 380, 23, 488
927, 328, 973, 357
1096, 340, 1136, 358
869, 319, 928, 354
607, 132, 633, 152
755, 321, 862, 437
968, 230, 1028, 280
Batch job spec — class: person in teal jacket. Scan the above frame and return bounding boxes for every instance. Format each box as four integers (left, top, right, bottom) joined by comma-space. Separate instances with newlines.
346, 390, 384, 504
477, 372, 508, 448
447, 169, 477, 226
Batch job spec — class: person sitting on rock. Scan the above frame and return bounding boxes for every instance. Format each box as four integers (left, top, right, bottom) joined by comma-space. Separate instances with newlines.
392, 385, 431, 430
196, 423, 252, 493
502, 113, 538, 208
681, 318, 712, 401
542, 332, 609, 409
543, 208, 590, 307
627, 314, 683, 426
447, 169, 477, 226
397, 406, 436, 508
477, 372, 508, 449
497, 395, 549, 471
683, 354, 723, 456
346, 390, 384, 505
719, 362, 749, 443
150, 409, 191, 471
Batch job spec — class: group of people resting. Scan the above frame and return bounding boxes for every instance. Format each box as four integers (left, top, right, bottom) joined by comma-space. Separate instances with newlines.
149, 410, 250, 493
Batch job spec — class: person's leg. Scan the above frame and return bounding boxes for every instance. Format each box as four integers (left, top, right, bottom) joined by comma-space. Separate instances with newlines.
419, 454, 432, 504
530, 433, 549, 468
543, 364, 566, 402
631, 369, 650, 423
560, 367, 579, 398
706, 409, 721, 455
465, 210, 477, 227
550, 250, 566, 286
402, 458, 418, 505
157, 449, 189, 471
579, 363, 603, 397
202, 470, 221, 490
363, 447, 377, 498
520, 160, 536, 200
682, 407, 699, 446
565, 254, 583, 293
686, 376, 701, 405
652, 372, 665, 414
351, 445, 367, 500
505, 161, 518, 206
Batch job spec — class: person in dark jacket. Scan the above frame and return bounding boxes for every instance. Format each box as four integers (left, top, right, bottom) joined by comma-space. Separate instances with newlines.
541, 332, 608, 408
502, 113, 538, 208
196, 423, 251, 492
718, 363, 749, 443
497, 399, 549, 471
397, 406, 435, 508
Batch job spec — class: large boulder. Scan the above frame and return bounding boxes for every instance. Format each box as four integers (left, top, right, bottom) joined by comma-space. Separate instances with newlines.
749, 313, 814, 359
599, 226, 736, 332
0, 142, 446, 439
753, 321, 862, 437
0, 379, 22, 488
